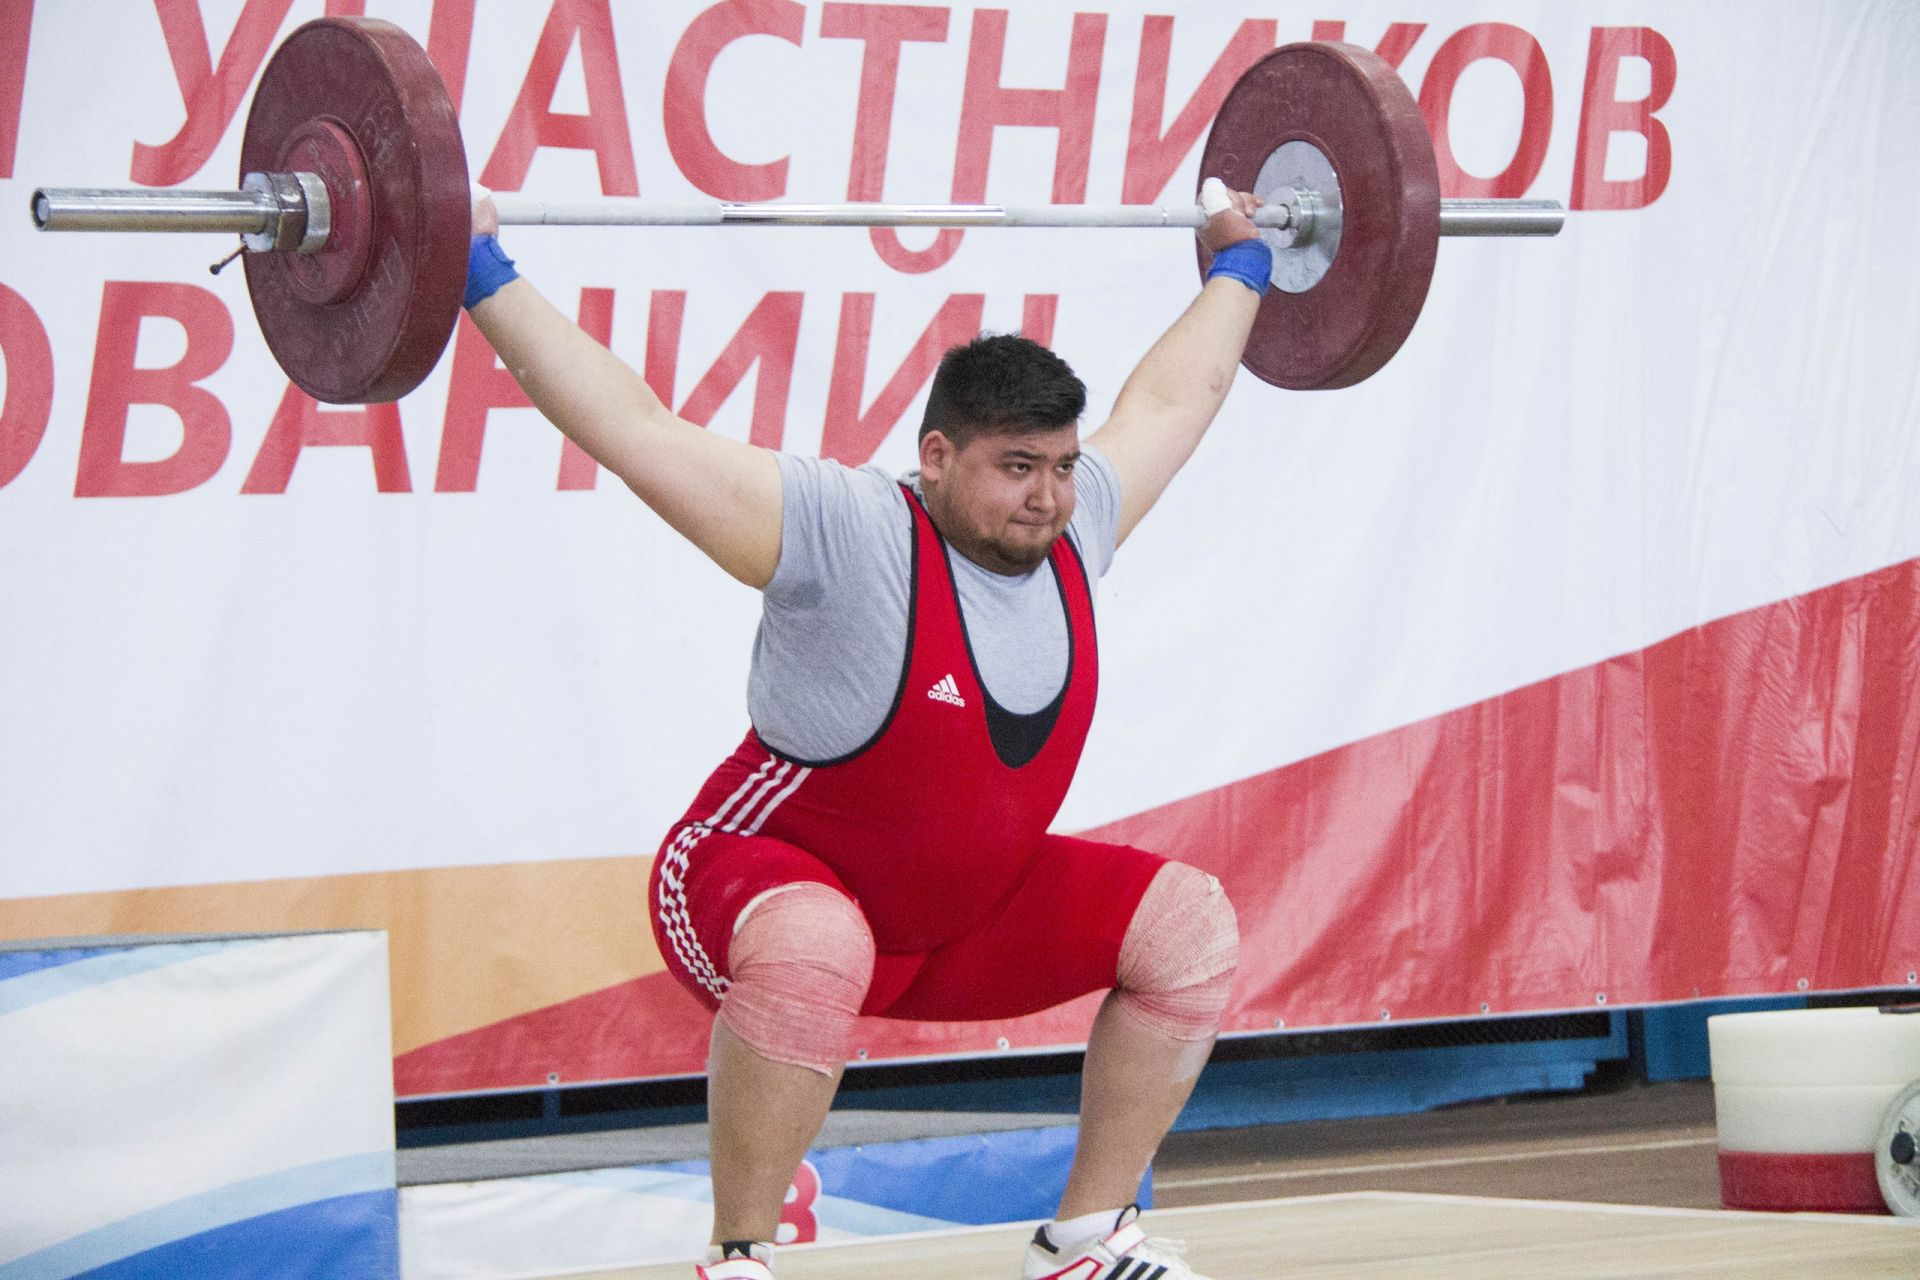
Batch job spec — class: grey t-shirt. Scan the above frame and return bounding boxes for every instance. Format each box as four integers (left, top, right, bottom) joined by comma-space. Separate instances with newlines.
750, 445, 1123, 761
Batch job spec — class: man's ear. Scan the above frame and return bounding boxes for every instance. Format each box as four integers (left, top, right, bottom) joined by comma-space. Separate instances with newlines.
919, 430, 954, 482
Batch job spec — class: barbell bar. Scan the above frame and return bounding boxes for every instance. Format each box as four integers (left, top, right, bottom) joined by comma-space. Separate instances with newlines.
24, 17, 1564, 401
33, 189, 1563, 237
494, 196, 1563, 236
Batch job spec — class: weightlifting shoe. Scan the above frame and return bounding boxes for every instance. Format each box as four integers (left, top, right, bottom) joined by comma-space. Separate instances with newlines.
697, 1241, 774, 1279
1022, 1205, 1213, 1279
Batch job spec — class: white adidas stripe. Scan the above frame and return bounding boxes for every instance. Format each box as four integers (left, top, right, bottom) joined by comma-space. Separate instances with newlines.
658, 750, 815, 998
724, 761, 792, 832
707, 755, 779, 828
743, 764, 811, 835
657, 825, 728, 998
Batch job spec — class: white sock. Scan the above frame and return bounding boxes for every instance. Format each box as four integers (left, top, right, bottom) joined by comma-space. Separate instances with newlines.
1047, 1207, 1124, 1249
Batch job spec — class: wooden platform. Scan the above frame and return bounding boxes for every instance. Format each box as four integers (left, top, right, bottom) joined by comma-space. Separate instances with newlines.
582, 1192, 1920, 1279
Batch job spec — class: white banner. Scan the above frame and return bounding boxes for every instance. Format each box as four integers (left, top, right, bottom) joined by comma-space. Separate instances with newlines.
0, 931, 397, 1274
3, 1, 1918, 1085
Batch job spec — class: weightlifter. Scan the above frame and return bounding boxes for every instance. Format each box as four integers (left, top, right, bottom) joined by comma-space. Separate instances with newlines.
465, 178, 1270, 1280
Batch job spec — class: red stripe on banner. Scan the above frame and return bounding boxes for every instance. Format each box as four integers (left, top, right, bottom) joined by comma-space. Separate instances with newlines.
396, 559, 1920, 1091
1084, 557, 1920, 1037
395, 969, 713, 1095
1717, 1149, 1888, 1214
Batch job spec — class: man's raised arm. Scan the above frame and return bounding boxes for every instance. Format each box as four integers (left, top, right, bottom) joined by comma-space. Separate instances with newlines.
1086, 182, 1268, 546
464, 195, 784, 590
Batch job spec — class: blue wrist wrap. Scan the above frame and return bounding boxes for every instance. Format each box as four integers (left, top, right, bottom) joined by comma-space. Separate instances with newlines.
1205, 238, 1273, 296
465, 235, 519, 309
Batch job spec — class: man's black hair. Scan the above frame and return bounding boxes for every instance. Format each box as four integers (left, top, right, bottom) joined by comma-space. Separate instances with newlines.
918, 333, 1086, 447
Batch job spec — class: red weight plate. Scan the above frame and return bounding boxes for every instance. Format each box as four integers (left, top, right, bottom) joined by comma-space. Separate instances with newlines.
1198, 43, 1440, 390
241, 17, 468, 403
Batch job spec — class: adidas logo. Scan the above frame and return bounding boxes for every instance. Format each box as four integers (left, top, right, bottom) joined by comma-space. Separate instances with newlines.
926, 674, 966, 707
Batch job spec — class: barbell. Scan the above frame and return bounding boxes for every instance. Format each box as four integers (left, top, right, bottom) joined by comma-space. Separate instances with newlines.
28, 17, 1562, 404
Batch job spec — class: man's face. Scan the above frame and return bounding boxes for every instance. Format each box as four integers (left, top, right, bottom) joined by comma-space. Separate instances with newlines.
919, 424, 1080, 576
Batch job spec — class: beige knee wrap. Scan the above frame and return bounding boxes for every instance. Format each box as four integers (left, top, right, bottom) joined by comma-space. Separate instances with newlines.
1113, 863, 1240, 1041
718, 884, 876, 1077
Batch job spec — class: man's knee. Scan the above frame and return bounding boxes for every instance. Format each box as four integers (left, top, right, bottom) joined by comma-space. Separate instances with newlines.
1113, 862, 1239, 1041
718, 884, 876, 1076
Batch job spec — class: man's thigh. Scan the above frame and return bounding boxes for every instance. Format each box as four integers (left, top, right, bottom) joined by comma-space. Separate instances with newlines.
649, 822, 852, 1010
877, 835, 1167, 1022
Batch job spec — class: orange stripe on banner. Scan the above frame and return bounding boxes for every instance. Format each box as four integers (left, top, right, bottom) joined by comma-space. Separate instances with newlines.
0, 859, 661, 1054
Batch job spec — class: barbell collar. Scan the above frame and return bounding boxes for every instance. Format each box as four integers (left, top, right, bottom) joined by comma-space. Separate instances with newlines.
32, 181, 1563, 243
239, 170, 331, 253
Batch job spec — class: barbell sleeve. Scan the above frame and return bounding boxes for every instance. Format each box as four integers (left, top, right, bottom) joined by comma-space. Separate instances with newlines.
32, 186, 288, 236
1431, 199, 1566, 237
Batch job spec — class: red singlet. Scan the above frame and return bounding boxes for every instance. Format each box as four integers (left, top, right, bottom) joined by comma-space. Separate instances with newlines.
650, 487, 1164, 1020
